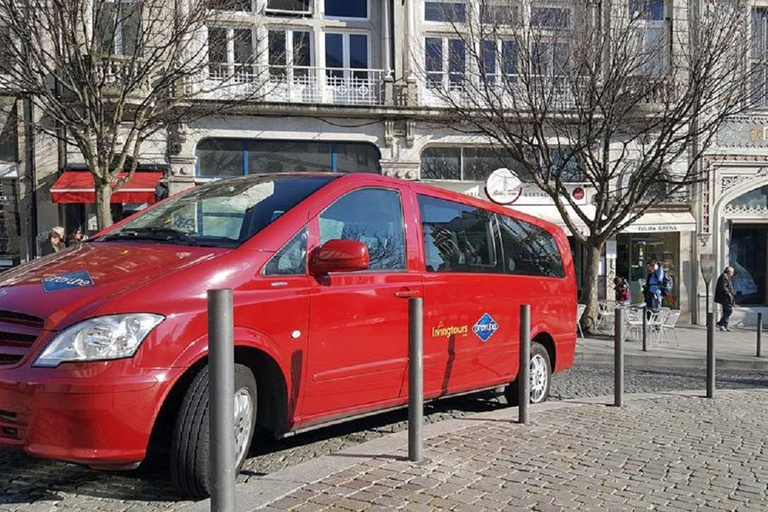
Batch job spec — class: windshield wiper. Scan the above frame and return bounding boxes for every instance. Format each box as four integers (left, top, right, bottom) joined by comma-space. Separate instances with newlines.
101, 227, 199, 246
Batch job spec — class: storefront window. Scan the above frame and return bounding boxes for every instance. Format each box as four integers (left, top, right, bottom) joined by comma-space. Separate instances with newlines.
420, 146, 578, 183
616, 232, 679, 307
729, 224, 767, 306
196, 139, 380, 177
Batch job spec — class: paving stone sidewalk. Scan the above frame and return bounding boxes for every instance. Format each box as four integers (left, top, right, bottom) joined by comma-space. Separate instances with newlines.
208, 390, 768, 511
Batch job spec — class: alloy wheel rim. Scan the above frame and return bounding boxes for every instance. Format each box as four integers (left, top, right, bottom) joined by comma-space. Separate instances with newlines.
530, 354, 548, 403
233, 388, 254, 465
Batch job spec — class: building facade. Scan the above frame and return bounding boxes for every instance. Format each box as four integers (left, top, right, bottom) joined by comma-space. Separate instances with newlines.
5, 0, 767, 325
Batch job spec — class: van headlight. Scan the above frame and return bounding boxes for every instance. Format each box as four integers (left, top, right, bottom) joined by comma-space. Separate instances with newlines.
34, 314, 165, 368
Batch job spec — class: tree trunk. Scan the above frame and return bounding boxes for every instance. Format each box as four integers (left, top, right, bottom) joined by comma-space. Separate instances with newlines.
95, 179, 114, 231
581, 241, 605, 334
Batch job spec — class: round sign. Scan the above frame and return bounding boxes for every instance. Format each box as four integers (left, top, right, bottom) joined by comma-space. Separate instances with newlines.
572, 187, 585, 200
485, 168, 523, 205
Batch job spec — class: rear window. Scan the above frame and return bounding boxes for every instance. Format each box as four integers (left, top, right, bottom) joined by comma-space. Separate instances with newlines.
497, 215, 565, 278
417, 194, 565, 278
101, 176, 333, 248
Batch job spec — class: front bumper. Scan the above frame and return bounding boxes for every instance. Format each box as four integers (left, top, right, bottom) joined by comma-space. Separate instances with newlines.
0, 360, 180, 467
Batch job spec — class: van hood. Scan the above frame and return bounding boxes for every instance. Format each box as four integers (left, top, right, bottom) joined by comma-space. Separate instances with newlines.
0, 242, 224, 330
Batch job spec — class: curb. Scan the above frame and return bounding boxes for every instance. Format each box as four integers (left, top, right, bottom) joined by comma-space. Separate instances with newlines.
574, 349, 768, 370
181, 389, 758, 512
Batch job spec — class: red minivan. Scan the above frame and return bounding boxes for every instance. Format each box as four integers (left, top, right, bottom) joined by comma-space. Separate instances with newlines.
0, 173, 575, 496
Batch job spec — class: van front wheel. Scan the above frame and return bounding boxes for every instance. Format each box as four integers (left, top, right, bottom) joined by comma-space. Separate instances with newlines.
505, 341, 552, 406
170, 364, 257, 498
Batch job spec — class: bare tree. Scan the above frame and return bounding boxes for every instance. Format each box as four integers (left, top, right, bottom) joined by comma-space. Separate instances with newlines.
418, 0, 751, 330
0, 0, 275, 229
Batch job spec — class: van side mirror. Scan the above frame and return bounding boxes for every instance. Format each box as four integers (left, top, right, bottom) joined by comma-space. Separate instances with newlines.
309, 239, 369, 275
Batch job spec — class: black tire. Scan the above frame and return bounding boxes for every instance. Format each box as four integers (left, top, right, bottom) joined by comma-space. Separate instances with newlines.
505, 341, 552, 406
170, 364, 257, 498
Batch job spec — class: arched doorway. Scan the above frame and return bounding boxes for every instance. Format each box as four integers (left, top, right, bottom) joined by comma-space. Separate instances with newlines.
724, 184, 768, 307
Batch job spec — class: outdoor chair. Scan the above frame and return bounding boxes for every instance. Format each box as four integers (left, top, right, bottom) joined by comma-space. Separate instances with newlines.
660, 309, 681, 346
596, 300, 615, 332
648, 309, 668, 344
625, 306, 644, 342
577, 304, 586, 340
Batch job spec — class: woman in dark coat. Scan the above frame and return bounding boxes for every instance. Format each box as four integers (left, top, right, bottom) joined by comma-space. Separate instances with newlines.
714, 266, 735, 331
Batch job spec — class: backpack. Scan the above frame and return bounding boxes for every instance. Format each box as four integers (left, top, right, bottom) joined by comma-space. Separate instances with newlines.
660, 274, 673, 297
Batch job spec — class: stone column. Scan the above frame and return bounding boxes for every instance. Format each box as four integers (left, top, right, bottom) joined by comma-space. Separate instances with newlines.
168, 156, 198, 195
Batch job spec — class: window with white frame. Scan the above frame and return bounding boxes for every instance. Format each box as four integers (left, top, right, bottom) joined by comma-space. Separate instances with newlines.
629, 0, 667, 75
265, 0, 311, 14
0, 26, 13, 71
424, 1, 467, 23
325, 32, 369, 79
421, 146, 582, 183
425, 36, 466, 89
530, 6, 570, 29
208, 0, 252, 12
480, 39, 518, 86
531, 41, 569, 77
268, 29, 312, 78
207, 27, 254, 81
95, 0, 142, 56
479, 1, 519, 25
751, 7, 768, 108
421, 147, 530, 182
324, 0, 367, 19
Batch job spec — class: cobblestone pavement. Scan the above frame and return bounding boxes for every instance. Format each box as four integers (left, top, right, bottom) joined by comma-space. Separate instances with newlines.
2, 364, 768, 510
260, 390, 768, 511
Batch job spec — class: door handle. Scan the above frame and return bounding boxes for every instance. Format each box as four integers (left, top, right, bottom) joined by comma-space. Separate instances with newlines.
395, 288, 421, 299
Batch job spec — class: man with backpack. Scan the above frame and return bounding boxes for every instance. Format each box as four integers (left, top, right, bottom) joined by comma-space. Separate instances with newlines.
643, 259, 672, 313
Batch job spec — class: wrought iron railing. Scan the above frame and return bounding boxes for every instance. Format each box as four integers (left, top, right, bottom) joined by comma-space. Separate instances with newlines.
206, 65, 386, 106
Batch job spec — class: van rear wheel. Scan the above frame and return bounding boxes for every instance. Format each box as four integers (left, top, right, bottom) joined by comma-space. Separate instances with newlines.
505, 341, 552, 406
170, 364, 257, 498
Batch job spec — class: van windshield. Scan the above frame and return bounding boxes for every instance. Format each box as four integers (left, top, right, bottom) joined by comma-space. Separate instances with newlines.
99, 175, 334, 248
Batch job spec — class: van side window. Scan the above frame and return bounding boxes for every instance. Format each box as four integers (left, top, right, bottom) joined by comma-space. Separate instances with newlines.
264, 227, 308, 275
417, 195, 498, 273
497, 215, 565, 278
319, 188, 406, 271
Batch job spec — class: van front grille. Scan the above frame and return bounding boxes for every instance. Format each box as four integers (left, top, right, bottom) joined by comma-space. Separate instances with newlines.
0, 311, 44, 366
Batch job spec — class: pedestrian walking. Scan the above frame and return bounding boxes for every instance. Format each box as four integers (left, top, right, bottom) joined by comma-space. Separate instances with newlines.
643, 259, 664, 313
614, 276, 631, 305
714, 266, 735, 331
40, 227, 65, 256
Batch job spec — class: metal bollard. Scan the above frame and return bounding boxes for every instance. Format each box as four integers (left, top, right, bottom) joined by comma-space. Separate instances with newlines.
408, 298, 424, 463
642, 305, 648, 352
519, 304, 531, 425
208, 289, 236, 512
707, 312, 715, 399
614, 308, 625, 407
758, 312, 763, 358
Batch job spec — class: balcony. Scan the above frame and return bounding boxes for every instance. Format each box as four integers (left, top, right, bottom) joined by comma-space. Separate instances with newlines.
417, 73, 672, 111
419, 73, 576, 110
205, 64, 386, 107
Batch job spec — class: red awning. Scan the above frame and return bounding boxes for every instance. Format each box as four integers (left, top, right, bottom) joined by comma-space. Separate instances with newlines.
51, 172, 163, 204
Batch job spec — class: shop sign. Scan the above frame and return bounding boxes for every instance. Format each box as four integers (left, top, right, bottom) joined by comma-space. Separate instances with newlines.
629, 225, 682, 233
485, 168, 523, 205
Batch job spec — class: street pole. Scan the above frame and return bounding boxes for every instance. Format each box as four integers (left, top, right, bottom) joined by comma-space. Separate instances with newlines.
519, 304, 531, 425
707, 312, 715, 399
758, 312, 763, 358
208, 289, 236, 512
408, 297, 424, 462
614, 308, 625, 407
642, 305, 648, 352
